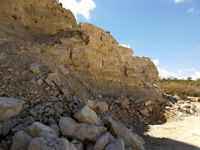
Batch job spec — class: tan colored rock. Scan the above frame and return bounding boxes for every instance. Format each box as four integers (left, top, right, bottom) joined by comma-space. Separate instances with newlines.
0, 97, 24, 121
72, 140, 83, 150
59, 117, 107, 142
11, 131, 33, 150
117, 97, 130, 105
145, 100, 153, 106
28, 137, 76, 150
47, 72, 58, 80
105, 139, 125, 150
58, 64, 69, 75
93, 132, 110, 150
61, 22, 163, 102
0, 0, 77, 35
29, 63, 40, 74
45, 79, 55, 87
103, 117, 145, 150
37, 79, 43, 86
74, 105, 104, 126
26, 122, 58, 137
78, 100, 108, 114
0, 0, 163, 116
140, 108, 149, 117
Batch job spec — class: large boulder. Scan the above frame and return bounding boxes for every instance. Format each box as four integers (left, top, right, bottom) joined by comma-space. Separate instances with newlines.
78, 100, 108, 114
93, 132, 110, 150
28, 137, 76, 150
26, 122, 58, 138
72, 140, 83, 150
11, 131, 33, 150
0, 97, 24, 121
0, 118, 17, 136
74, 105, 104, 126
59, 117, 107, 142
103, 117, 145, 150
105, 139, 125, 150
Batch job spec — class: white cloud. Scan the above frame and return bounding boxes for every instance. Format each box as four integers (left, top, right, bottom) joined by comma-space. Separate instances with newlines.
175, 0, 184, 3
187, 7, 200, 14
152, 59, 200, 80
183, 68, 195, 71
191, 72, 200, 80
59, 0, 96, 20
177, 70, 182, 75
152, 59, 159, 66
152, 59, 177, 79
158, 68, 177, 79
195, 46, 199, 50
120, 44, 131, 49
187, 7, 195, 13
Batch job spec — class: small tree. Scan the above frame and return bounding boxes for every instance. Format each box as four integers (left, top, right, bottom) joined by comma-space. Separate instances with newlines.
196, 78, 200, 82
187, 77, 192, 81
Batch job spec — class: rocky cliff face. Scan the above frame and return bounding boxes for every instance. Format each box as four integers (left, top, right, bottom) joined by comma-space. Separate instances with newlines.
0, 0, 166, 149
56, 23, 162, 101
0, 0, 77, 34
0, 0, 162, 103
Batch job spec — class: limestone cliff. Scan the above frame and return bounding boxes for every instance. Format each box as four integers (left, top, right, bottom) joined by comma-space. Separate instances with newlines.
0, 0, 77, 34
0, 0, 163, 103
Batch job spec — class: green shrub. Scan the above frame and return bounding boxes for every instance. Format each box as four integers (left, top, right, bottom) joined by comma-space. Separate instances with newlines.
160, 79, 200, 97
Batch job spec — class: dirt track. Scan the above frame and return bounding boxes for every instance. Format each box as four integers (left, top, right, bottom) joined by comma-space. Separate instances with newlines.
143, 116, 200, 150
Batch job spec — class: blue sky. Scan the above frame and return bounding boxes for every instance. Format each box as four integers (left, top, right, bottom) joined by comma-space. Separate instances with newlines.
59, 0, 200, 79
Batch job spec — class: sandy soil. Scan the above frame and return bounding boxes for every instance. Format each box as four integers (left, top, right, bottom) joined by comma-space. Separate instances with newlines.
143, 116, 200, 150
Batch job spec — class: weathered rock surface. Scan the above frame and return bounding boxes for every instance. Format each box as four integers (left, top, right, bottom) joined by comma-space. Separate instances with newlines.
0, 0, 77, 35
103, 117, 145, 150
26, 122, 58, 137
0, 118, 17, 136
29, 63, 40, 74
140, 108, 149, 117
59, 22, 163, 102
49, 124, 60, 136
11, 131, 33, 150
0, 0, 163, 106
0, 0, 165, 149
28, 137, 76, 150
93, 132, 110, 150
78, 100, 108, 114
105, 139, 125, 150
72, 140, 83, 150
74, 105, 104, 126
59, 117, 106, 142
0, 97, 24, 121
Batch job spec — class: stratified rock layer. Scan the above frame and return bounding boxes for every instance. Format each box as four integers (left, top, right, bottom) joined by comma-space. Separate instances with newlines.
52, 22, 163, 102
0, 0, 77, 34
0, 0, 162, 107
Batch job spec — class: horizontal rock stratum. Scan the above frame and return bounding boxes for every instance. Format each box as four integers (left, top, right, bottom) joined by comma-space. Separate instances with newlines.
0, 0, 163, 103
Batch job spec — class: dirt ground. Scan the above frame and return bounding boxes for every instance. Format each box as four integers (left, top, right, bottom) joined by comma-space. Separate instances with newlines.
142, 116, 200, 150
136, 101, 200, 150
